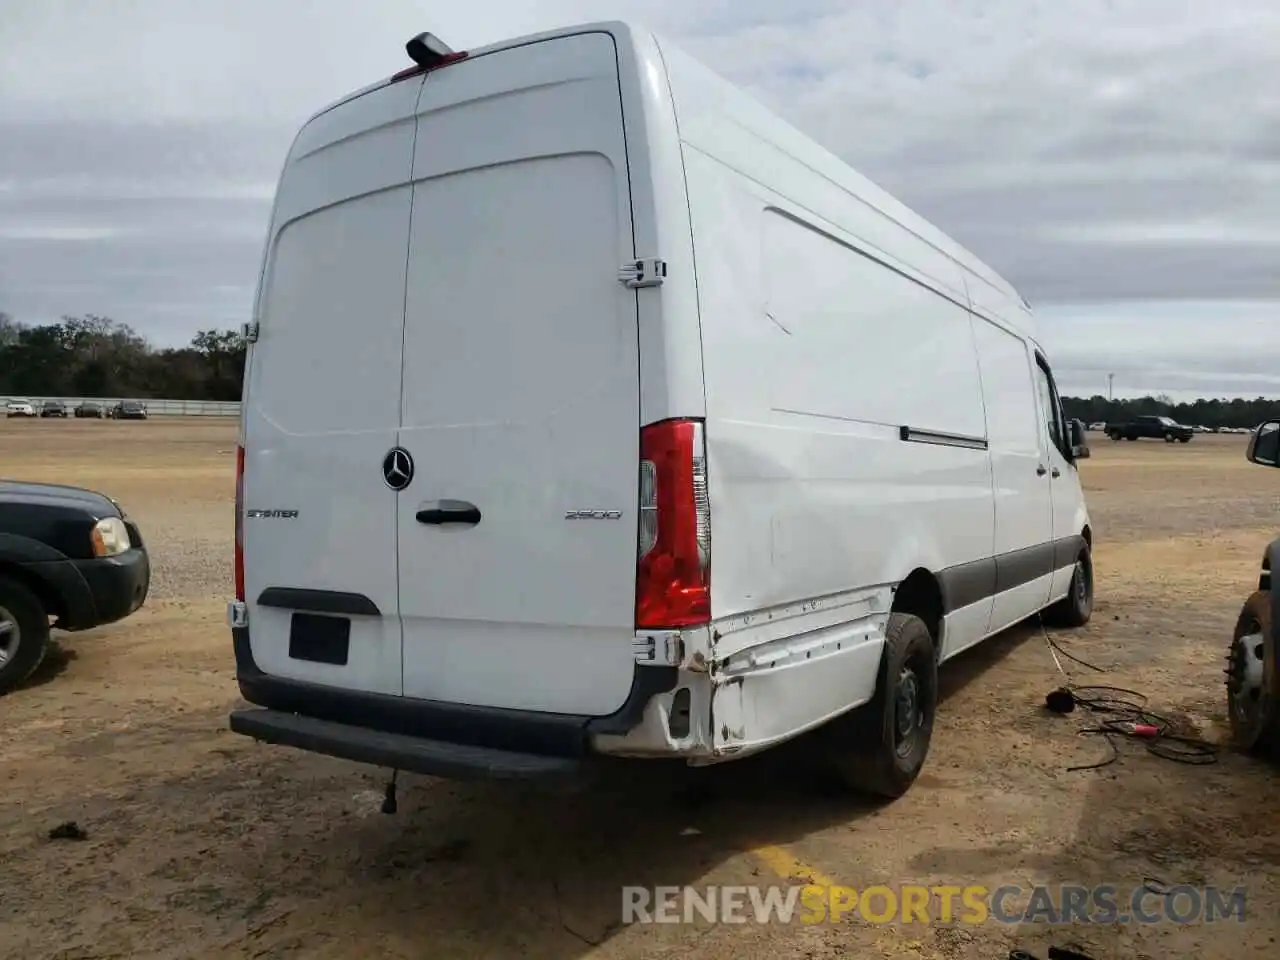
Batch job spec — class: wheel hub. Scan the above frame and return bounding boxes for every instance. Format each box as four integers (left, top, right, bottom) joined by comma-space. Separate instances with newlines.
1226, 619, 1272, 744
1227, 629, 1266, 700
895, 667, 922, 756
0, 605, 18, 666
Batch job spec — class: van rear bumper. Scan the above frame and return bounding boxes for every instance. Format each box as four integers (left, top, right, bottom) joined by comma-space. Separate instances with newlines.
229, 708, 583, 781
229, 627, 678, 779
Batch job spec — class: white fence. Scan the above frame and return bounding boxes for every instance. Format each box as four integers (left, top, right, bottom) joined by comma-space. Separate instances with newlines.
2, 396, 240, 417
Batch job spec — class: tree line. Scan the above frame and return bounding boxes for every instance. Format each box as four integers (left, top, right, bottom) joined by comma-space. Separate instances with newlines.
1060, 395, 1280, 431
0, 313, 245, 402
2, 312, 1278, 427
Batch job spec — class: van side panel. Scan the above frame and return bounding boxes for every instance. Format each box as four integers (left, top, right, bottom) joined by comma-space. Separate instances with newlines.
659, 40, 998, 599
654, 39, 985, 314
680, 146, 994, 618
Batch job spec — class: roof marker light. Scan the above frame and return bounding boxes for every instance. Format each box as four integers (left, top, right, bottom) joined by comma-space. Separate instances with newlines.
391, 32, 469, 82
407, 32, 454, 66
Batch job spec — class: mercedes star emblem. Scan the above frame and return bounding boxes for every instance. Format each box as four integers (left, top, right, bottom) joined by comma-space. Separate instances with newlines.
382, 447, 415, 491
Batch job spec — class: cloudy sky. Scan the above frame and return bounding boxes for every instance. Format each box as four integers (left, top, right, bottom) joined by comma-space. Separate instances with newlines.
2, 0, 1278, 399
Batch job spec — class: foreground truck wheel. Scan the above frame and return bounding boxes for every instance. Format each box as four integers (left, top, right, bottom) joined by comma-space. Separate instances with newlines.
1226, 591, 1279, 755
0, 576, 50, 696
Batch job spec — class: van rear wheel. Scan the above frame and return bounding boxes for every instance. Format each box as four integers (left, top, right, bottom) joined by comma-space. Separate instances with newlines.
825, 612, 936, 799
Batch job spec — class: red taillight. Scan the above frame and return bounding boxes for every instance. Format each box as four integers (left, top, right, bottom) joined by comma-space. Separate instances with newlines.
389, 51, 469, 83
636, 419, 711, 629
234, 444, 245, 603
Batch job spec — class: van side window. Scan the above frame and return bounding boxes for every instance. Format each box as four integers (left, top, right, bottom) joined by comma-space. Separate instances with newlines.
1033, 355, 1065, 455
969, 316, 1040, 453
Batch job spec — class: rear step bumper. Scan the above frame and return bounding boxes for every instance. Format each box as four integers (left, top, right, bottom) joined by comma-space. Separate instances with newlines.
229, 626, 679, 778
229, 709, 582, 781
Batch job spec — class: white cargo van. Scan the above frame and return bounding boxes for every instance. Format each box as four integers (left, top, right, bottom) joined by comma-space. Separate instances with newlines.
228, 22, 1095, 800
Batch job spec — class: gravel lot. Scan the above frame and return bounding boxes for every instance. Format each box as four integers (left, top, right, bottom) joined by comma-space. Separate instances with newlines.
2, 419, 1280, 959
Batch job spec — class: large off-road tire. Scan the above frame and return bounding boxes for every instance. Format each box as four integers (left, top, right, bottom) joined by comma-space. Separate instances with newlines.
826, 612, 938, 800
0, 575, 51, 695
1226, 591, 1279, 756
1045, 544, 1094, 628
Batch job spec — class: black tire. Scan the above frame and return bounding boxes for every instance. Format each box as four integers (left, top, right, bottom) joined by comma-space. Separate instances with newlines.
0, 575, 51, 695
1045, 544, 1094, 628
1226, 591, 1278, 756
826, 612, 937, 799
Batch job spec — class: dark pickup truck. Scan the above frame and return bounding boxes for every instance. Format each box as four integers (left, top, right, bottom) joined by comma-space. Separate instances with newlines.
0, 481, 151, 694
1105, 415, 1194, 443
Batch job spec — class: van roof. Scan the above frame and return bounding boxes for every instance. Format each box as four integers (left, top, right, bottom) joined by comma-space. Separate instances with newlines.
301, 20, 641, 127
298, 20, 1032, 331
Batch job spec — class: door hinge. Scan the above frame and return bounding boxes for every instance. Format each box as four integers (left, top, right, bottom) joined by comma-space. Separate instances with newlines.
241, 321, 260, 343
619, 258, 667, 289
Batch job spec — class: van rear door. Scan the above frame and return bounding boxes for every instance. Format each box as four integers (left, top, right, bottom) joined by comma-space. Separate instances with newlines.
241, 77, 424, 696
396, 32, 642, 716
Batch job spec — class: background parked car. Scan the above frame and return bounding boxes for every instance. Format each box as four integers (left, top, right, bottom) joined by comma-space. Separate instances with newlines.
5, 400, 36, 418
109, 401, 148, 421
39, 400, 67, 418
74, 401, 104, 419
1105, 415, 1194, 443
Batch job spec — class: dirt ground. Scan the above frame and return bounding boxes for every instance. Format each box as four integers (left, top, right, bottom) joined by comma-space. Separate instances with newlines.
3, 419, 1280, 960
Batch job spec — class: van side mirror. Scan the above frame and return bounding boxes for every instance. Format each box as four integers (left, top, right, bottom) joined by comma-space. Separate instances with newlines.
1247, 420, 1280, 467
1068, 419, 1090, 461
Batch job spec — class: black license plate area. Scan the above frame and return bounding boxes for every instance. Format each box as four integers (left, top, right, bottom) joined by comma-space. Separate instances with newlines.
288, 613, 351, 666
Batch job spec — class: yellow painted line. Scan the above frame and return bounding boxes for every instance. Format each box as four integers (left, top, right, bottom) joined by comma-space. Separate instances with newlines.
750, 844, 929, 955
752, 844, 839, 888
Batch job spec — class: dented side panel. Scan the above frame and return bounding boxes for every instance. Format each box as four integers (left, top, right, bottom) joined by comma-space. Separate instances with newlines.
591, 588, 890, 761
708, 603, 888, 758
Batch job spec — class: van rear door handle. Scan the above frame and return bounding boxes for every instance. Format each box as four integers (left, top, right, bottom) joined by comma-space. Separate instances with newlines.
1051, 467, 1061, 478
416, 500, 481, 525
1036, 464, 1048, 476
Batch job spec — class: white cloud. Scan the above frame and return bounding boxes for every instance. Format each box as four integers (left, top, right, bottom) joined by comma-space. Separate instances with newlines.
1, 0, 1278, 394
1040, 300, 1280, 399
12, 177, 278, 202
0, 224, 123, 242
1042, 222, 1280, 246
